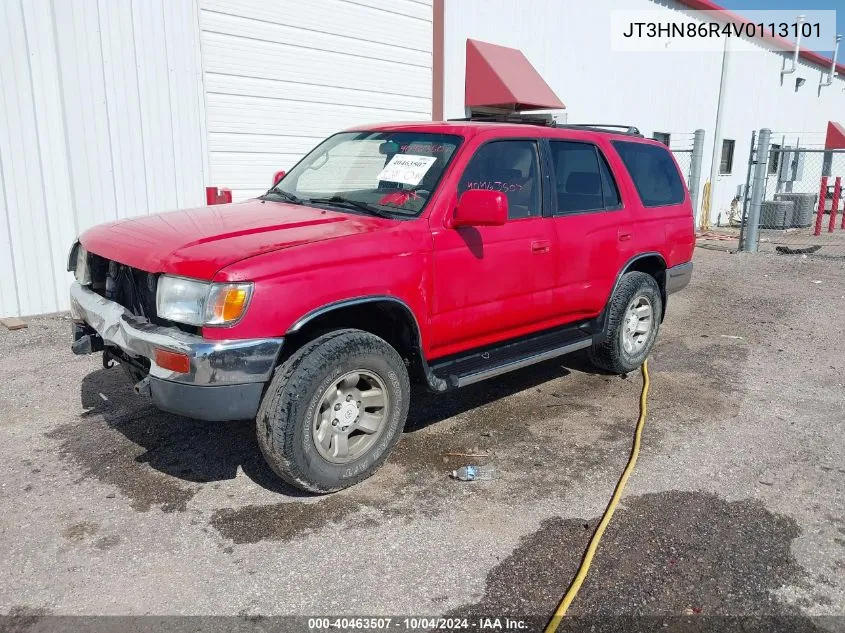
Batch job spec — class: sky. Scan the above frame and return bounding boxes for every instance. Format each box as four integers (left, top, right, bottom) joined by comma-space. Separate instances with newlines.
722, 0, 842, 57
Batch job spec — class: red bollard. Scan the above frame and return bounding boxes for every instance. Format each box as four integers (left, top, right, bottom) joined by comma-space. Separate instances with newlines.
836, 177, 845, 230
829, 177, 842, 233
814, 176, 828, 236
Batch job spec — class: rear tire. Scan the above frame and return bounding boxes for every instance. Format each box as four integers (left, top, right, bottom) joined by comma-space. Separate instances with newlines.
589, 272, 662, 374
256, 329, 410, 493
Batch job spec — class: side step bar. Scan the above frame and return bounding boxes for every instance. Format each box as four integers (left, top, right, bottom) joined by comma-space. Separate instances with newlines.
430, 326, 594, 389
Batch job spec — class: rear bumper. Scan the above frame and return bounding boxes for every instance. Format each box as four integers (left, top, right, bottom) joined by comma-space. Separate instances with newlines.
69, 282, 283, 421
666, 261, 693, 295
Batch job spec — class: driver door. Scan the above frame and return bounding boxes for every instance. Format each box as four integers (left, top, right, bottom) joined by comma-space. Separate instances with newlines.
429, 139, 558, 358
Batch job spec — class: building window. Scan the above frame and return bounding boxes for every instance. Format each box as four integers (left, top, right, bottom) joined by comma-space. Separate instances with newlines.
768, 144, 781, 175
652, 132, 671, 146
719, 139, 735, 175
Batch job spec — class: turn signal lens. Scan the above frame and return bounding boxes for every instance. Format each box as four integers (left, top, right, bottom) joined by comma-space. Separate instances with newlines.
154, 348, 191, 374
205, 283, 253, 325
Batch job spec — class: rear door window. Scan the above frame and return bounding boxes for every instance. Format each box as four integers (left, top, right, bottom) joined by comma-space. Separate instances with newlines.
549, 141, 621, 213
612, 141, 685, 207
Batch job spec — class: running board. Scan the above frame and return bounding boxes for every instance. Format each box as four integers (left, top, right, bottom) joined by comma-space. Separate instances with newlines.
430, 326, 594, 389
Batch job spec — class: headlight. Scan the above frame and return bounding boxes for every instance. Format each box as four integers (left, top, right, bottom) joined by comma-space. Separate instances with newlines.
156, 275, 253, 327
68, 242, 92, 285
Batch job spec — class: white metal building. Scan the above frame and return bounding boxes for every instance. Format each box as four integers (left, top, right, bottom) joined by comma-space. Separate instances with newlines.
1, 0, 844, 318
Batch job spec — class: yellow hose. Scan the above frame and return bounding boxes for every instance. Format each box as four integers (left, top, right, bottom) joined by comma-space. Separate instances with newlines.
544, 359, 651, 633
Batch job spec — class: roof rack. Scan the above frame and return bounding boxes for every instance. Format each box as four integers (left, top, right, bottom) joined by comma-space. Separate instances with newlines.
448, 113, 556, 127
447, 115, 642, 137
559, 123, 642, 136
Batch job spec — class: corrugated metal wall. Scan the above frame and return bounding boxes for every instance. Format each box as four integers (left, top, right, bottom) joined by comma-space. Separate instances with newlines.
0, 0, 208, 318
198, 0, 433, 201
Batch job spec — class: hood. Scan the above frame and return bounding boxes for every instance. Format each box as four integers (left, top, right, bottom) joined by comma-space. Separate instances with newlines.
79, 199, 395, 279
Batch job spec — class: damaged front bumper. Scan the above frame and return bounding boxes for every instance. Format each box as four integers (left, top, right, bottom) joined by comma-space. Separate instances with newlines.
69, 282, 283, 421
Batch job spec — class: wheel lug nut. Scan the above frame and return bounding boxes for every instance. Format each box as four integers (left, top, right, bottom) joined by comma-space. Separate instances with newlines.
346, 395, 353, 402
332, 419, 338, 426
334, 403, 341, 411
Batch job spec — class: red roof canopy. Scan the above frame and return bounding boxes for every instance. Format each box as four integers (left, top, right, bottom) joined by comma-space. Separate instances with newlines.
826, 122, 845, 150
465, 39, 564, 112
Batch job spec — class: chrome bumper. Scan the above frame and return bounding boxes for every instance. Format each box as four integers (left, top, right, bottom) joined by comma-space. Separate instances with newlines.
69, 282, 283, 387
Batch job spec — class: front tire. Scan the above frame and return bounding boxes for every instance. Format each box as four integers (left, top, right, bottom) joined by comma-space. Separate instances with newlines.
256, 329, 410, 493
589, 272, 662, 374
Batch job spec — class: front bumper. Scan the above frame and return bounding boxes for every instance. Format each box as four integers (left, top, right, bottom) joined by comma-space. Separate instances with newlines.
666, 261, 693, 295
69, 282, 283, 421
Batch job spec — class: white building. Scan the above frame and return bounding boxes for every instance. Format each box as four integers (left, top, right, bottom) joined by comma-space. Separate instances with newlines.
1, 0, 843, 318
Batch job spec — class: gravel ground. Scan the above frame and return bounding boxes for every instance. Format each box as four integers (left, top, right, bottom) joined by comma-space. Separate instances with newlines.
0, 247, 843, 631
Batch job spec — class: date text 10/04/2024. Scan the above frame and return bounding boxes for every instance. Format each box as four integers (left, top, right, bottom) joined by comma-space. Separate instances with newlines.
307, 617, 529, 630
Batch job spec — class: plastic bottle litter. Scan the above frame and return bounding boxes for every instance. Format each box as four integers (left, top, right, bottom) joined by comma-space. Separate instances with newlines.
450, 465, 498, 481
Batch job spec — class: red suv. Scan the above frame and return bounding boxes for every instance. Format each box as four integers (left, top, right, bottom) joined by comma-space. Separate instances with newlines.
68, 119, 694, 493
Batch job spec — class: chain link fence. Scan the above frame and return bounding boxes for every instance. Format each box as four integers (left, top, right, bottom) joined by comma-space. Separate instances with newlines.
740, 129, 845, 257
669, 130, 705, 217
668, 132, 698, 187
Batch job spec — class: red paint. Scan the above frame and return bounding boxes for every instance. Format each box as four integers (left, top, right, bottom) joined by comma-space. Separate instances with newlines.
831, 176, 842, 231
79, 122, 694, 355
80, 200, 390, 279
450, 189, 508, 228
814, 176, 828, 236
676, 0, 845, 78
826, 122, 845, 151
465, 39, 565, 111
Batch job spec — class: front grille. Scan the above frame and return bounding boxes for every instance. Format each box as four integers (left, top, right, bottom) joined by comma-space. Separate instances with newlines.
88, 253, 197, 334
88, 253, 156, 319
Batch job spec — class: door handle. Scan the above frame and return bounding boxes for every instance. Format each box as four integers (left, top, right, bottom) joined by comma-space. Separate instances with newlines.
531, 240, 551, 254
618, 232, 632, 242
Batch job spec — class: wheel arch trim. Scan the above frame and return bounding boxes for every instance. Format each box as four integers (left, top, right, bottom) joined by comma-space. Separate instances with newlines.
286, 296, 448, 392
288, 295, 422, 334
596, 252, 668, 338
614, 252, 668, 296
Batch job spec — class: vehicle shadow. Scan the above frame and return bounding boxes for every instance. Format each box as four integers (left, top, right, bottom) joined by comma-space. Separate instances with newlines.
78, 350, 606, 494
407, 349, 610, 431
80, 368, 308, 497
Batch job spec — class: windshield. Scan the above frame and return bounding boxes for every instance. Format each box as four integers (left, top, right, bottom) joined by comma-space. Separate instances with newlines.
269, 131, 462, 217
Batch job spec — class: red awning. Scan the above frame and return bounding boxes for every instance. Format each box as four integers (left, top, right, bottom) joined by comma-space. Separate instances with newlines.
465, 39, 564, 112
825, 121, 845, 150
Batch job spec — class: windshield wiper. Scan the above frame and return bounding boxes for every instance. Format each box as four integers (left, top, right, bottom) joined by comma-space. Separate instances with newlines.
307, 197, 395, 219
259, 188, 304, 204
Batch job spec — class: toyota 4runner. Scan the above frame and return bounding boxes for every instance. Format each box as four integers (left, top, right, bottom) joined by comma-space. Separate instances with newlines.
68, 119, 694, 493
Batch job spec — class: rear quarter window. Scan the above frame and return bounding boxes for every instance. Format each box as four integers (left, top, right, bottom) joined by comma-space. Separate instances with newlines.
612, 141, 686, 207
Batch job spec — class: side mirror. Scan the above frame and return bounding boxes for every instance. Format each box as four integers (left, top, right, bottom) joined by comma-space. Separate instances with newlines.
272, 170, 286, 186
452, 189, 508, 228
